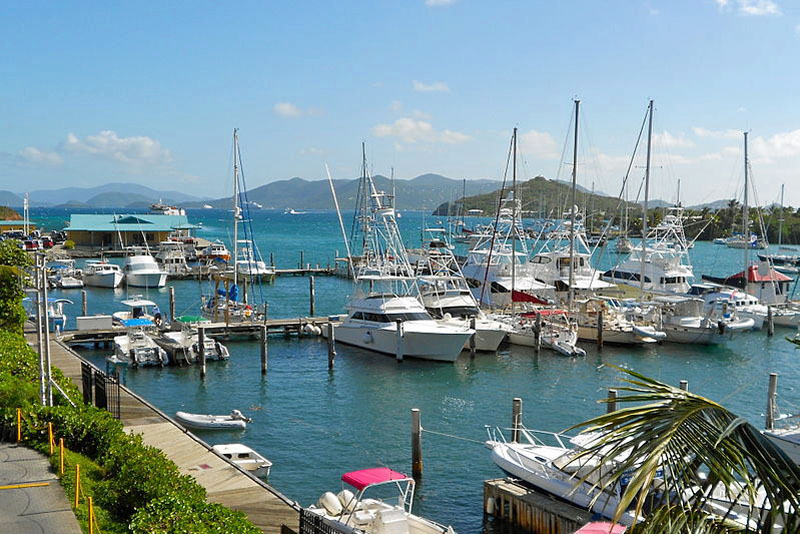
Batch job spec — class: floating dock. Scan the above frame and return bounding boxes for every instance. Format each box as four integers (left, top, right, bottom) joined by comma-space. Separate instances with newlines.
24, 329, 301, 534
484, 478, 593, 534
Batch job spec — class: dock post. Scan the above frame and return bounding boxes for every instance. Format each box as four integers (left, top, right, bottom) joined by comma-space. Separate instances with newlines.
767, 306, 774, 337
309, 276, 316, 316
396, 319, 404, 361
327, 324, 336, 370
81, 290, 88, 316
511, 398, 522, 443
270, 251, 274, 268
199, 327, 206, 379
169, 286, 175, 323
534, 313, 542, 353
299, 250, 304, 270
679, 380, 689, 391
766, 372, 778, 430
263, 302, 269, 324
469, 316, 477, 357
411, 408, 422, 480
607, 389, 618, 413
260, 325, 268, 375
597, 310, 604, 349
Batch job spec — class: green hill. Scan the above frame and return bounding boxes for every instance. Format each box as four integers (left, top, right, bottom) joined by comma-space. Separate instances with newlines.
0, 206, 22, 220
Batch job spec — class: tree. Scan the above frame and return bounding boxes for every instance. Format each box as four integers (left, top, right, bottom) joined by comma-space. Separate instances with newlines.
570, 368, 800, 533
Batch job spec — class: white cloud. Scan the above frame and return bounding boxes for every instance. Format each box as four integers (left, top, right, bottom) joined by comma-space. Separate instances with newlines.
64, 130, 172, 166
425, 0, 457, 6
750, 129, 800, 161
18, 146, 63, 166
692, 127, 741, 139
274, 102, 302, 117
714, 0, 729, 6
411, 109, 432, 120
519, 130, 558, 160
412, 80, 450, 93
654, 131, 695, 148
737, 0, 781, 15
372, 117, 471, 145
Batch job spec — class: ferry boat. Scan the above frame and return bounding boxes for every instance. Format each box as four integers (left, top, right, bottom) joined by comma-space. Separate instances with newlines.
150, 200, 186, 216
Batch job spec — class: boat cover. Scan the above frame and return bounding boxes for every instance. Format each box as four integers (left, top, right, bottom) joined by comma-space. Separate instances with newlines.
573, 522, 626, 534
341, 468, 409, 490
121, 318, 154, 327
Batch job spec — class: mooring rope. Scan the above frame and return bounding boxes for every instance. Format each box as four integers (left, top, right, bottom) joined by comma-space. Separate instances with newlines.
420, 427, 485, 445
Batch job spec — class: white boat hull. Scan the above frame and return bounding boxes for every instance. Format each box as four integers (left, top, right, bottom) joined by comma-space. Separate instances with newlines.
329, 322, 471, 362
437, 318, 509, 351
125, 272, 168, 288
175, 411, 247, 430
83, 271, 123, 288
763, 429, 800, 464
577, 325, 656, 345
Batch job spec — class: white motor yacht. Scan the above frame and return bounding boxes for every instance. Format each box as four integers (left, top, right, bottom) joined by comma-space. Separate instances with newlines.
108, 319, 168, 367
123, 254, 167, 288
306, 467, 455, 534
48, 259, 84, 289
82, 261, 123, 288
198, 240, 230, 262
652, 296, 755, 344
156, 240, 190, 276
689, 282, 800, 329
212, 443, 272, 478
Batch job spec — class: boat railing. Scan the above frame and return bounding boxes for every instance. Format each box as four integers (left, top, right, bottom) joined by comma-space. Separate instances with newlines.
486, 425, 571, 450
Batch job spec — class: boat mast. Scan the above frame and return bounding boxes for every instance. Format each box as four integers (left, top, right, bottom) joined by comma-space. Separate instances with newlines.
511, 127, 517, 317
676, 178, 681, 207
233, 128, 239, 288
640, 100, 653, 292
568, 99, 579, 309
743, 131, 750, 271
778, 183, 784, 246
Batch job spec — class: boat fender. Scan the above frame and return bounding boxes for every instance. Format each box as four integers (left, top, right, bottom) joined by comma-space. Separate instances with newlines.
718, 320, 725, 335
486, 496, 496, 515
313, 325, 322, 336
337, 489, 358, 511
318, 491, 343, 516
363, 331, 373, 344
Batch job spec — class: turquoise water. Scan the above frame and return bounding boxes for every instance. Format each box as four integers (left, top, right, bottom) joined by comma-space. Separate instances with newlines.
36, 207, 800, 533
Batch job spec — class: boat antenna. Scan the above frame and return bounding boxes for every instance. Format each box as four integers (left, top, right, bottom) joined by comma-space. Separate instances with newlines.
640, 99, 654, 292
326, 164, 355, 279
568, 99, 579, 309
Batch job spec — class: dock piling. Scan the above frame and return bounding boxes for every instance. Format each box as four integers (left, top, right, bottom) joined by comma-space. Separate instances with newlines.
199, 327, 206, 379
270, 252, 274, 267
81, 290, 88, 316
260, 325, 268, 375
597, 310, 604, 349
607, 389, 618, 413
534, 313, 542, 354
766, 372, 778, 430
767, 306, 774, 336
396, 319, 404, 361
679, 380, 688, 391
469, 317, 476, 357
309, 276, 316, 316
511, 397, 522, 443
327, 324, 336, 370
169, 287, 175, 323
299, 251, 304, 270
411, 408, 422, 480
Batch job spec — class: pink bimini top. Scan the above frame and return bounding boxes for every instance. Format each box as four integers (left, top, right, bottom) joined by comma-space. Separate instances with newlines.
341, 468, 410, 491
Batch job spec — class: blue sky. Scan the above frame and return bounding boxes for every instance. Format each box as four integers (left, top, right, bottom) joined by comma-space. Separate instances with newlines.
1, 0, 799, 205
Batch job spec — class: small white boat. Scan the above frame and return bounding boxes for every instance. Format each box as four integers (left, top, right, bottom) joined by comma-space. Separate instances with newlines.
157, 316, 230, 363
307, 467, 455, 534
198, 240, 230, 262
109, 319, 168, 367
212, 443, 272, 478
112, 298, 161, 324
713, 237, 727, 245
764, 422, 800, 464
174, 409, 251, 430
83, 261, 123, 288
203, 204, 214, 209
499, 310, 586, 357
123, 254, 167, 288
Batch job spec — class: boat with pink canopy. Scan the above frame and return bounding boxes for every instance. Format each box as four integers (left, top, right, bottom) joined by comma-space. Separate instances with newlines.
306, 467, 455, 533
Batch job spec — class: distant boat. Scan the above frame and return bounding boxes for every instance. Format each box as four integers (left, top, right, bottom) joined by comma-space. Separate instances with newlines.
150, 199, 186, 216
203, 204, 214, 209
284, 208, 305, 215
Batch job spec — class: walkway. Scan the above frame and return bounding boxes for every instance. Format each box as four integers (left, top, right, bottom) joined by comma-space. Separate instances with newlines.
0, 443, 82, 534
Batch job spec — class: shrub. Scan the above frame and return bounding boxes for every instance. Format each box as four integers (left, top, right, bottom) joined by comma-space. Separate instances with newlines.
129, 496, 262, 534
64, 239, 75, 250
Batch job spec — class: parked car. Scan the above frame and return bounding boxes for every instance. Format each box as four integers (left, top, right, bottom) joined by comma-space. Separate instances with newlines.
23, 239, 42, 251
41, 235, 54, 248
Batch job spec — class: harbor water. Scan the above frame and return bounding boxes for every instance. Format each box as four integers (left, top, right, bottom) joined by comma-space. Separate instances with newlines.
36, 207, 800, 533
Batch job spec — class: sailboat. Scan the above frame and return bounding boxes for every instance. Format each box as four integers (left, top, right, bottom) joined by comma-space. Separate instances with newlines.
324, 145, 474, 362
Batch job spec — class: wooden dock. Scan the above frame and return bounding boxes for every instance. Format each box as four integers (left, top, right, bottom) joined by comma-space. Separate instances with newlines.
484, 478, 592, 534
25, 330, 301, 534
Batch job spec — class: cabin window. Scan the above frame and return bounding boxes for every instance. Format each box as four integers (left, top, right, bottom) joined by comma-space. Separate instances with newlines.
237, 453, 249, 459
387, 312, 431, 321
531, 256, 551, 264
352, 312, 364, 320
362, 313, 390, 323
490, 281, 509, 293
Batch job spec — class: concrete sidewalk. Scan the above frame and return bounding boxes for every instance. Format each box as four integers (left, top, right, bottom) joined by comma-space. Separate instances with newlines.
0, 443, 81, 534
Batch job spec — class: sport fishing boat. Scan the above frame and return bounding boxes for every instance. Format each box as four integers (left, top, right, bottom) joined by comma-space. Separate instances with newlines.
174, 409, 251, 430
306, 467, 455, 534
82, 260, 123, 288
25, 297, 73, 333
212, 443, 272, 478
108, 318, 168, 367
325, 145, 473, 362
123, 253, 167, 288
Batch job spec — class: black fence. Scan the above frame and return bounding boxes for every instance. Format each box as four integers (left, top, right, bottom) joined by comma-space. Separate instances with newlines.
299, 510, 354, 534
82, 362, 120, 419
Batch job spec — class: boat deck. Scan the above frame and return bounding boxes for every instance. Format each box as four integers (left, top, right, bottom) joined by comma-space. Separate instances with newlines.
24, 329, 300, 534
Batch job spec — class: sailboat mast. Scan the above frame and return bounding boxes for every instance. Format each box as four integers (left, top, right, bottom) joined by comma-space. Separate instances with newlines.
511, 127, 517, 317
568, 100, 579, 308
233, 128, 239, 288
677, 178, 681, 207
640, 100, 653, 292
743, 131, 750, 271
778, 183, 784, 246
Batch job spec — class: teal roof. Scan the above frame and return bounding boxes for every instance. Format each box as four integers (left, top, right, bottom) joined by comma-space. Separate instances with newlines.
0, 220, 27, 226
65, 214, 199, 232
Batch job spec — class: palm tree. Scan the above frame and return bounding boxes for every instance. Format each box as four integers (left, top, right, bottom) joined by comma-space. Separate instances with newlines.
568, 368, 800, 533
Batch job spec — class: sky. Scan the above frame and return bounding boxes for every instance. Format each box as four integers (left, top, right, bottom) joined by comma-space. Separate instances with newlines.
1, 0, 799, 206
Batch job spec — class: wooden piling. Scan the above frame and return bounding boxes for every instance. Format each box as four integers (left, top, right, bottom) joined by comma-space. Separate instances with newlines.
299, 251, 304, 270
469, 316, 477, 357
767, 306, 774, 336
411, 408, 422, 480
597, 310, 604, 349
81, 290, 88, 316
263, 302, 269, 324
309, 276, 316, 316
396, 319, 404, 361
512, 398, 522, 443
270, 251, 274, 267
607, 389, 618, 413
766, 372, 778, 430
327, 323, 336, 370
260, 325, 268, 375
169, 286, 175, 323
534, 313, 542, 354
679, 380, 688, 391
199, 327, 207, 379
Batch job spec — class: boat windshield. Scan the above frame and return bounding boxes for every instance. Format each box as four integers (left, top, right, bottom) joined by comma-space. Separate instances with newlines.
386, 312, 431, 322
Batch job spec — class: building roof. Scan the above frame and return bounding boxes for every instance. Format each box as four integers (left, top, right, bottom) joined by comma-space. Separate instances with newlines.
65, 214, 199, 232
729, 264, 793, 283
0, 220, 30, 226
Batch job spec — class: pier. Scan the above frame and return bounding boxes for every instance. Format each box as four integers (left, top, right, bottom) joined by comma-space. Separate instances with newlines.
24, 329, 301, 534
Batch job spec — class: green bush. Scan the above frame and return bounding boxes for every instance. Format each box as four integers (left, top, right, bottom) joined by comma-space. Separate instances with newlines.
129, 496, 262, 534
63, 239, 75, 250
0, 266, 27, 333
0, 239, 32, 268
